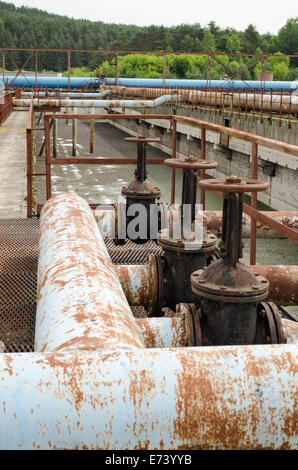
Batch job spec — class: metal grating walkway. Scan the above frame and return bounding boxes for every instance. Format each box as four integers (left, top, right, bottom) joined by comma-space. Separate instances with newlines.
0, 218, 162, 352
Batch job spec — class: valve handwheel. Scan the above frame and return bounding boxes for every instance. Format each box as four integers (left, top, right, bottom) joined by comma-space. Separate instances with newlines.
199, 176, 269, 193
164, 156, 217, 170
124, 136, 161, 144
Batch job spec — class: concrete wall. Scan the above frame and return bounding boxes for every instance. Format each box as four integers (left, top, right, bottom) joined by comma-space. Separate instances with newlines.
106, 107, 298, 211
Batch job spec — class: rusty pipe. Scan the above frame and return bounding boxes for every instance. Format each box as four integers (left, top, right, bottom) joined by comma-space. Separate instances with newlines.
248, 265, 298, 306
115, 262, 158, 311
93, 209, 298, 240
136, 314, 194, 348
114, 263, 298, 308
35, 193, 145, 352
21, 91, 110, 99
109, 86, 297, 115
203, 211, 298, 239
13, 95, 173, 109
0, 345, 296, 449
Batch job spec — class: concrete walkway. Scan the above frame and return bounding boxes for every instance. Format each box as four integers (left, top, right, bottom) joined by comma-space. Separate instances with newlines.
0, 111, 27, 218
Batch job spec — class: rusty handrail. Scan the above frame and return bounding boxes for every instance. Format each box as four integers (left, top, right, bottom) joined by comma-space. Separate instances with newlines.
26, 110, 298, 264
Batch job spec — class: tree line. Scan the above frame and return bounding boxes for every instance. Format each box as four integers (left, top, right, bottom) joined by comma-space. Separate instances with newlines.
0, 1, 297, 80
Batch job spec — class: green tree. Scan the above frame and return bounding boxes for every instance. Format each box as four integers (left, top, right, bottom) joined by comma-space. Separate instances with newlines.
276, 18, 298, 54
200, 30, 216, 52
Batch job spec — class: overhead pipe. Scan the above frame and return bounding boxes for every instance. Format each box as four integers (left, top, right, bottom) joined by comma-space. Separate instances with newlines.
4, 76, 297, 93
21, 91, 111, 99
104, 77, 298, 93
3, 75, 100, 89
109, 86, 298, 114
35, 192, 145, 352
0, 345, 296, 449
13, 95, 173, 109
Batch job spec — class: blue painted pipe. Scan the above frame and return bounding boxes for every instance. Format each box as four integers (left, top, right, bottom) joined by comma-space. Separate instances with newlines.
1, 75, 297, 93
105, 78, 298, 93
3, 75, 100, 89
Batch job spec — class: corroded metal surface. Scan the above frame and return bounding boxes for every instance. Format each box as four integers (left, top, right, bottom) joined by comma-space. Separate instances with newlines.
35, 193, 145, 351
250, 265, 298, 306
13, 95, 173, 109
199, 177, 269, 193
115, 262, 157, 309
136, 314, 193, 348
282, 320, 298, 344
164, 156, 217, 170
0, 345, 297, 450
204, 211, 298, 239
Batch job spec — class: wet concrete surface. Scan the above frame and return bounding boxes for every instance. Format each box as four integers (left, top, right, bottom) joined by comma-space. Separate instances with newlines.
0, 112, 27, 218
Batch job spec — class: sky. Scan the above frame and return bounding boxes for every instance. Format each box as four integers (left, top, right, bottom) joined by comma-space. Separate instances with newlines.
4, 0, 297, 34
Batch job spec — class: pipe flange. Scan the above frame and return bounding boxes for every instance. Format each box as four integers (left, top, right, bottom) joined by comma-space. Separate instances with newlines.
158, 231, 217, 254
256, 302, 286, 344
147, 254, 164, 317
176, 303, 202, 346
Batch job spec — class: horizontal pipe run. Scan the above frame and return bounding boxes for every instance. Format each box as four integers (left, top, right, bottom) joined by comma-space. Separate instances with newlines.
3, 74, 298, 92
21, 91, 110, 99
204, 211, 298, 239
109, 86, 298, 114
136, 315, 194, 348
35, 193, 145, 352
94, 209, 298, 240
113, 262, 298, 307
0, 345, 296, 449
13, 95, 173, 109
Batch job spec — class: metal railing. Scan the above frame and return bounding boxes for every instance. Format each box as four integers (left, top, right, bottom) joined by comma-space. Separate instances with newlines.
26, 107, 298, 265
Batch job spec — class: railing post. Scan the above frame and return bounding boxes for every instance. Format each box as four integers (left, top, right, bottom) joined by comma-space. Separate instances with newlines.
162, 52, 167, 89
52, 117, 58, 158
45, 116, 51, 200
200, 127, 206, 210
250, 142, 258, 265
171, 118, 177, 204
90, 107, 95, 153
67, 51, 71, 92
2, 52, 5, 93
72, 108, 77, 156
26, 128, 33, 217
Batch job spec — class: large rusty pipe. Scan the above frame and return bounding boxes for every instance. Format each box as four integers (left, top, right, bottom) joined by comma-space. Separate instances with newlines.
21, 91, 110, 99
13, 95, 173, 109
35, 193, 145, 352
0, 345, 296, 449
93, 209, 298, 240
109, 86, 297, 115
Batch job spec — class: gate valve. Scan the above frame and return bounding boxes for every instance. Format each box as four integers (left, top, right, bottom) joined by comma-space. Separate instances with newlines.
121, 136, 161, 244
152, 156, 219, 313
190, 176, 284, 345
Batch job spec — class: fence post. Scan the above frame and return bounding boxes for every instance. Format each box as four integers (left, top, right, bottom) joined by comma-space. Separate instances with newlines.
250, 142, 258, 265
